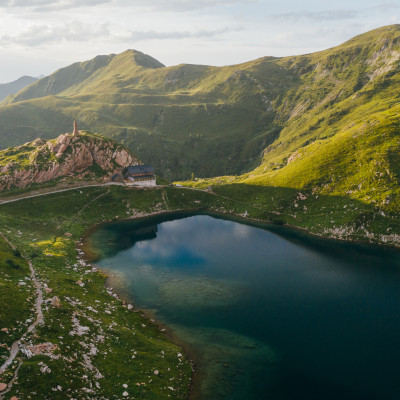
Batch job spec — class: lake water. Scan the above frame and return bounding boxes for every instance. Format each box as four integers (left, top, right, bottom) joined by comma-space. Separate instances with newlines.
86, 213, 400, 400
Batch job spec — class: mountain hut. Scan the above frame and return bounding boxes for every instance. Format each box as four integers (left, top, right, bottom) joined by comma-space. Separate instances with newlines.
123, 165, 156, 186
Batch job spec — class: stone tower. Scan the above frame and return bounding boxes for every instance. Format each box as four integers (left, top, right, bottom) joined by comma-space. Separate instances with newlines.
72, 121, 79, 136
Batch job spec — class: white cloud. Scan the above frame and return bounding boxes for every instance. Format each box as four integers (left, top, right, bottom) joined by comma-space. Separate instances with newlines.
271, 9, 360, 22
0, 0, 111, 8
0, 21, 110, 46
120, 26, 243, 42
0, 21, 242, 47
0, 0, 255, 12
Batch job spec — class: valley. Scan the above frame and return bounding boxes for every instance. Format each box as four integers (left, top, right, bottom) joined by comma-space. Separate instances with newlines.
1, 23, 400, 400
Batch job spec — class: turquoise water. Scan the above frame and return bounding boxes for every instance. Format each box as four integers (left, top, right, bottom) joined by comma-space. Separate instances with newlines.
87, 214, 400, 400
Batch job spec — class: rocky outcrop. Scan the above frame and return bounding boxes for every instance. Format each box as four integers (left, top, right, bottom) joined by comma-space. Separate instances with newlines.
0, 132, 139, 190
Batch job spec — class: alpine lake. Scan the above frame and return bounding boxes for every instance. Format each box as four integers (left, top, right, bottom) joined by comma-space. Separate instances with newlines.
84, 213, 400, 400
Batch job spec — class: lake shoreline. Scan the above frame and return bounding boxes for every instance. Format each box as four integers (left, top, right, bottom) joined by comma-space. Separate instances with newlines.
80, 223, 203, 400
79, 206, 400, 400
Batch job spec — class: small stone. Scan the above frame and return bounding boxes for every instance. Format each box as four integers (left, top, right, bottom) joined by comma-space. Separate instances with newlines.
51, 296, 61, 308
122, 391, 129, 397
0, 383, 7, 391
1, 328, 8, 332
45, 287, 53, 294
122, 383, 128, 388
127, 304, 133, 310
154, 370, 159, 375
10, 396, 18, 400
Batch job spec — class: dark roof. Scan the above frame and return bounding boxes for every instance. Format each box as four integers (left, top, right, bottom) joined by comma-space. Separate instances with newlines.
125, 165, 155, 176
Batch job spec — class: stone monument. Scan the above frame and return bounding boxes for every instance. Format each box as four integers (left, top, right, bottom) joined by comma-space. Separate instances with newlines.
72, 121, 79, 136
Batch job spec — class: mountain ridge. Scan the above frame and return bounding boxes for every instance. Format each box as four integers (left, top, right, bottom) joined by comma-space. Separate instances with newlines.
0, 25, 399, 191
0, 75, 38, 101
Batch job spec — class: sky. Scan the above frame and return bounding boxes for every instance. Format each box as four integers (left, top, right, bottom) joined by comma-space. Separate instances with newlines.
0, 0, 399, 82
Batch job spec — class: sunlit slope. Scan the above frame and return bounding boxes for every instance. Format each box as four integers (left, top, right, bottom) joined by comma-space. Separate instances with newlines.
238, 25, 400, 209
1, 26, 400, 184
183, 26, 400, 209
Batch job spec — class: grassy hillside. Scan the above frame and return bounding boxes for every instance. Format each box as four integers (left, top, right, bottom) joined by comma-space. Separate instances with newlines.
0, 50, 291, 180
179, 25, 400, 214
0, 26, 399, 193
0, 76, 38, 101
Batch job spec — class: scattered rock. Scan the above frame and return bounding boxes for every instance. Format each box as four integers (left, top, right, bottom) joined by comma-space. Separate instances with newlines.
50, 296, 61, 307
0, 382, 7, 391
45, 287, 53, 294
122, 391, 129, 397
0, 133, 138, 190
154, 370, 159, 375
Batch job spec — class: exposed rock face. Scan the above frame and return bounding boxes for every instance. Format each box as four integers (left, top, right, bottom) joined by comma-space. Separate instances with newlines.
0, 132, 139, 190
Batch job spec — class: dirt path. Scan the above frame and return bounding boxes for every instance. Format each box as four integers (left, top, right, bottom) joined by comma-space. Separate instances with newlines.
0, 232, 44, 377
0, 182, 124, 205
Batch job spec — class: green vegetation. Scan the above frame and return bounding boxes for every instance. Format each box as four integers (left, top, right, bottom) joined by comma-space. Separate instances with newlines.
0, 76, 38, 102
0, 131, 138, 192
0, 186, 198, 399
0, 175, 399, 397
0, 234, 35, 360
1, 27, 400, 187
2, 23, 400, 399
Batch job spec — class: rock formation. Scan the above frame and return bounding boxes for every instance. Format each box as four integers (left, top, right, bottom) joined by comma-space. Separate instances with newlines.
0, 132, 139, 190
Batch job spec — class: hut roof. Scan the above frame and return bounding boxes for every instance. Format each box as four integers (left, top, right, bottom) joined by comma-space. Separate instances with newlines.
125, 165, 155, 176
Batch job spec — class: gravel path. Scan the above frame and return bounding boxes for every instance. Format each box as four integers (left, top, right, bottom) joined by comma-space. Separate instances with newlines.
0, 233, 44, 376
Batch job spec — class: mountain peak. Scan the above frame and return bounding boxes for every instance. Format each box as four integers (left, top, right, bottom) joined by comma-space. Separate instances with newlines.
119, 49, 165, 69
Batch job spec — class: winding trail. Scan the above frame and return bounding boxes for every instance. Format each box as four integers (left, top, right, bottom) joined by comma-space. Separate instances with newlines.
0, 232, 44, 376
0, 182, 124, 205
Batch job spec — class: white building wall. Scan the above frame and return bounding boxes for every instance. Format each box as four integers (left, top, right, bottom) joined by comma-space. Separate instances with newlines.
127, 179, 157, 187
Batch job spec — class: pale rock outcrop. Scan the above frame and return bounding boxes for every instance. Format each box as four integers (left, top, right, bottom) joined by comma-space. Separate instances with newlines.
0, 132, 139, 190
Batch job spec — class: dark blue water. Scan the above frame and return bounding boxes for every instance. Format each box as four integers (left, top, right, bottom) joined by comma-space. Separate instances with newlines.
86, 214, 400, 400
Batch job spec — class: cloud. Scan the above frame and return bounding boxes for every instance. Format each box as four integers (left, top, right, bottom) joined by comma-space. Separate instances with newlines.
271, 9, 360, 22
0, 0, 111, 7
270, 4, 400, 23
0, 0, 255, 11
120, 26, 243, 42
0, 21, 242, 47
0, 21, 110, 46
120, 0, 256, 12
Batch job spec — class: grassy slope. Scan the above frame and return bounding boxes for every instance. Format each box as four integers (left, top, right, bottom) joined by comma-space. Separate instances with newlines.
0, 50, 290, 180
180, 25, 400, 215
0, 176, 399, 396
1, 27, 400, 188
0, 235, 35, 361
0, 186, 198, 400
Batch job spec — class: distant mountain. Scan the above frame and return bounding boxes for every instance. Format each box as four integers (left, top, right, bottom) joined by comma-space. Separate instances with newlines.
0, 76, 38, 101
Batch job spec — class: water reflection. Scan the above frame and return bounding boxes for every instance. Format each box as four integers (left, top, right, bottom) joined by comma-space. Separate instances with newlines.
87, 214, 400, 400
